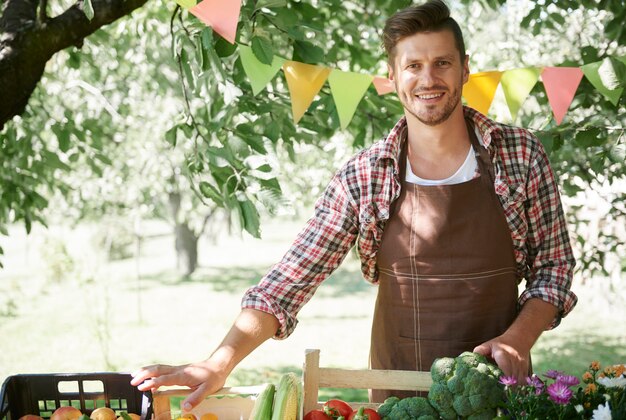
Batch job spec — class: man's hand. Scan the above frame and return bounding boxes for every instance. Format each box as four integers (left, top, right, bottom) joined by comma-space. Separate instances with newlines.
131, 360, 227, 410
130, 309, 280, 410
474, 298, 558, 384
473, 335, 530, 384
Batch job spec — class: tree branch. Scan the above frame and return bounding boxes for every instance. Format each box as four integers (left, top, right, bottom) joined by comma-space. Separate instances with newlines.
0, 0, 151, 129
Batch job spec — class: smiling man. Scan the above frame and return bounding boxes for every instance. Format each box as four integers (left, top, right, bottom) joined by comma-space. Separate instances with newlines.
132, 0, 577, 407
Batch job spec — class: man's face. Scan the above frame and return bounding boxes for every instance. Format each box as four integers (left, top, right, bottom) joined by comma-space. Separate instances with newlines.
388, 30, 469, 126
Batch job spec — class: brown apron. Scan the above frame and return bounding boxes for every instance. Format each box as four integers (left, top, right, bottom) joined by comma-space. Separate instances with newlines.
369, 120, 518, 402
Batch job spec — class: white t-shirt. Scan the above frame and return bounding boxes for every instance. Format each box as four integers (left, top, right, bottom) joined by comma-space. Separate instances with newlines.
406, 145, 478, 186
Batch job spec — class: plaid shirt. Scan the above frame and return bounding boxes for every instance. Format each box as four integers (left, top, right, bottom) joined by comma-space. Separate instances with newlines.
242, 106, 577, 339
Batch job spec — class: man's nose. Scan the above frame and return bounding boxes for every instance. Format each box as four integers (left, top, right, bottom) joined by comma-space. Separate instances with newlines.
420, 65, 437, 85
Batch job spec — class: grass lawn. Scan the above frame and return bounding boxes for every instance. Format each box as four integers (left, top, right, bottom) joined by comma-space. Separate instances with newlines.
1, 216, 625, 405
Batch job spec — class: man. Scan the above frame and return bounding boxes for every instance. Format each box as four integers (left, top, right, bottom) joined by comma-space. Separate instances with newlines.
131, 0, 577, 408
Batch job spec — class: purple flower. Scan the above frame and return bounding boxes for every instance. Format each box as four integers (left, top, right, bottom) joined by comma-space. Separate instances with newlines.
499, 375, 517, 387
547, 381, 573, 405
556, 374, 580, 387
544, 369, 564, 379
526, 374, 545, 394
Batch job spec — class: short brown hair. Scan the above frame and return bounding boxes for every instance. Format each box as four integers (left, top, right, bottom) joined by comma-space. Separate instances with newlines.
383, 0, 466, 63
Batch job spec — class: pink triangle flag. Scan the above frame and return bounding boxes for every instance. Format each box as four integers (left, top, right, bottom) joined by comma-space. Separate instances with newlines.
189, 0, 241, 44
541, 67, 584, 125
372, 76, 395, 95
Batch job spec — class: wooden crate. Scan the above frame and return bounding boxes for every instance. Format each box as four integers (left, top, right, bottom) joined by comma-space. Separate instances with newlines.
151, 385, 264, 420
302, 349, 432, 414
150, 348, 433, 419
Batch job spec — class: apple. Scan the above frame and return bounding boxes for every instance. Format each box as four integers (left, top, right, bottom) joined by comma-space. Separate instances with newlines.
90, 408, 116, 420
51, 407, 82, 420
19, 415, 44, 420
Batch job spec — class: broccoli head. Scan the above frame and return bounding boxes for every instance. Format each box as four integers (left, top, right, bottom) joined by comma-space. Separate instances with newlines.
377, 396, 438, 420
377, 396, 400, 418
428, 351, 505, 419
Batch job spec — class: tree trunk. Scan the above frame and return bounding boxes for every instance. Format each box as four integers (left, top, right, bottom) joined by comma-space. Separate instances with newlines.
0, 0, 150, 130
168, 191, 199, 277
174, 222, 198, 277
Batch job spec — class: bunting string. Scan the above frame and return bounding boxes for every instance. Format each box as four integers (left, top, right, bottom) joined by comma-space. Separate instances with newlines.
179, 0, 625, 128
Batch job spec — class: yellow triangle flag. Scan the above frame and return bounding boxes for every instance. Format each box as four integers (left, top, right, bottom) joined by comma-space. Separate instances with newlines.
282, 61, 331, 124
500, 67, 542, 121
328, 70, 373, 129
462, 71, 502, 115
239, 45, 285, 96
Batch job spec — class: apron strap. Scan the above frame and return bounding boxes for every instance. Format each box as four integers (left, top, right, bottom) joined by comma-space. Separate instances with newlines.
465, 118, 496, 186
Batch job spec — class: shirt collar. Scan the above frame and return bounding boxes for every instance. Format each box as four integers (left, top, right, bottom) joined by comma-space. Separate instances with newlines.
377, 106, 502, 168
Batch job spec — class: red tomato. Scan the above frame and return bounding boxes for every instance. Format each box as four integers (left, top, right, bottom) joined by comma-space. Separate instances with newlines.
304, 409, 332, 420
322, 399, 353, 419
347, 407, 381, 420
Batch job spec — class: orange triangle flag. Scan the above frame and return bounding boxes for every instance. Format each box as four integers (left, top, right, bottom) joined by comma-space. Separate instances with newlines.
372, 76, 395, 95
462, 71, 502, 115
282, 61, 331, 124
541, 67, 584, 125
189, 0, 241, 44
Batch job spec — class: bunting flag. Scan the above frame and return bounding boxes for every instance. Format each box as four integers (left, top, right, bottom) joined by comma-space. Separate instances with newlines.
189, 0, 241, 44
541, 67, 584, 125
500, 67, 541, 121
179, 4, 624, 129
239, 45, 285, 96
372, 76, 395, 95
328, 70, 374, 129
581, 58, 624, 106
176, 0, 196, 9
282, 61, 332, 124
462, 71, 502, 115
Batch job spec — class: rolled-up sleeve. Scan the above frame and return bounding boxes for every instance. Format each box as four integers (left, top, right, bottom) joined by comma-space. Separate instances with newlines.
241, 169, 359, 339
517, 141, 577, 328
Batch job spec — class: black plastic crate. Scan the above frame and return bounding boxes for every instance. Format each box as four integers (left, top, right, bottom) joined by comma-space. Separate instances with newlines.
0, 373, 152, 420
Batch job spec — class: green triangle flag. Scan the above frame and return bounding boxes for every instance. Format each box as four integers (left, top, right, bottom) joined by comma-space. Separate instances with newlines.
328, 70, 373, 129
500, 67, 541, 121
239, 44, 285, 96
176, 0, 196, 9
581, 58, 624, 106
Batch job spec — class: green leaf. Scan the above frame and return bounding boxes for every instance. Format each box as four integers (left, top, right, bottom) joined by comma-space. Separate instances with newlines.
42, 151, 71, 171
165, 126, 177, 146
215, 36, 237, 58
180, 48, 196, 92
199, 181, 224, 206
575, 128, 603, 148
52, 124, 71, 152
239, 198, 261, 237
256, 0, 287, 9
251, 36, 274, 65
83, 0, 94, 21
264, 120, 281, 142
201, 27, 214, 50
293, 40, 325, 64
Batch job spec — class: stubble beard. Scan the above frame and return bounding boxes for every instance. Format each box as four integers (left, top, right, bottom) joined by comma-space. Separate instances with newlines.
402, 81, 464, 127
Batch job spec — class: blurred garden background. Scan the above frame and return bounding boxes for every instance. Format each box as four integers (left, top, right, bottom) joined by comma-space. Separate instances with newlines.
1, 0, 625, 401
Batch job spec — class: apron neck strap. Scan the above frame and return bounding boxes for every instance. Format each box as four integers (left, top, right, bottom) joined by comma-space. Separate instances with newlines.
465, 118, 495, 185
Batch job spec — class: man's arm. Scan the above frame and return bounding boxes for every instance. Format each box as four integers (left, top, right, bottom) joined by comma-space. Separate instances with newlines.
130, 308, 279, 410
474, 298, 557, 383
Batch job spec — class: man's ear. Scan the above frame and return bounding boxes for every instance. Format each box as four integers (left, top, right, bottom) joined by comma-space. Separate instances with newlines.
462, 54, 470, 84
387, 62, 395, 81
